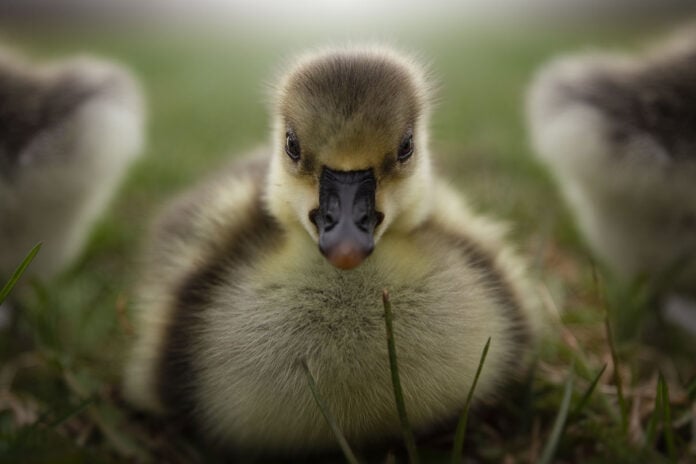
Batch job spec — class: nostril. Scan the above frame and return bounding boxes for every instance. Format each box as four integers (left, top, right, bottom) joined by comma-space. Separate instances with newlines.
356, 214, 370, 231
309, 209, 319, 226
324, 212, 336, 227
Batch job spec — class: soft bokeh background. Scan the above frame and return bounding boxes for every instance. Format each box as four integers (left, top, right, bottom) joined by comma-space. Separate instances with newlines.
1, 1, 695, 462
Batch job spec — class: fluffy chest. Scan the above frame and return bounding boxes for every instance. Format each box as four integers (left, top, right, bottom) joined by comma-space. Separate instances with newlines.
196, 232, 499, 369
203, 239, 440, 365
190, 233, 504, 449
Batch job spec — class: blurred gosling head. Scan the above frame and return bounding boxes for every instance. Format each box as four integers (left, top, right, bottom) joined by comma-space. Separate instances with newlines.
527, 26, 696, 286
265, 47, 433, 270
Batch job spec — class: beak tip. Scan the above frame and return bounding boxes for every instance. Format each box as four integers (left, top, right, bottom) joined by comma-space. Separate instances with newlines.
323, 243, 371, 270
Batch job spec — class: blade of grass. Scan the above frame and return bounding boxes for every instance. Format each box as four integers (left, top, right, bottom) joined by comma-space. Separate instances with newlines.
571, 364, 607, 418
451, 337, 490, 464
89, 404, 148, 460
593, 266, 628, 433
604, 312, 629, 434
644, 372, 679, 463
537, 369, 574, 464
0, 242, 42, 304
46, 397, 94, 428
645, 376, 663, 448
658, 373, 677, 462
301, 360, 360, 464
382, 289, 419, 464
686, 376, 696, 402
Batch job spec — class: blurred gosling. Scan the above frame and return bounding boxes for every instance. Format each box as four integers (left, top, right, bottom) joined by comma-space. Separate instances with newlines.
527, 28, 696, 290
0, 46, 145, 280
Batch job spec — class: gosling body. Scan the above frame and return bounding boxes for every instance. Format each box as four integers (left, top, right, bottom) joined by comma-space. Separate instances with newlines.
0, 46, 144, 279
125, 47, 541, 454
527, 29, 696, 287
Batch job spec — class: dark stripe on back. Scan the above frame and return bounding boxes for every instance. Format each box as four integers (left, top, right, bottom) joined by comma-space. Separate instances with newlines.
419, 222, 531, 350
0, 70, 106, 174
156, 181, 283, 415
562, 52, 696, 160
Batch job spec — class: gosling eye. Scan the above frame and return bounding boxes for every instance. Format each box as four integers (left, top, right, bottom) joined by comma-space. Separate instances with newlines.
397, 133, 414, 162
285, 131, 301, 161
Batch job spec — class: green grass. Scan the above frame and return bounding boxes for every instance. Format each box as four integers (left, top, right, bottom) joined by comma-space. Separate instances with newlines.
0, 243, 41, 305
0, 19, 695, 463
383, 289, 419, 464
451, 337, 491, 463
538, 368, 574, 464
302, 360, 360, 464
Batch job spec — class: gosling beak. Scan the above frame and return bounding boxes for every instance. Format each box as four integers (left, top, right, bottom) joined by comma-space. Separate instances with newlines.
311, 167, 382, 270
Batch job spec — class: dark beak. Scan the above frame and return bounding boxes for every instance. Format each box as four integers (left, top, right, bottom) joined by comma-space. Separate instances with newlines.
310, 167, 382, 270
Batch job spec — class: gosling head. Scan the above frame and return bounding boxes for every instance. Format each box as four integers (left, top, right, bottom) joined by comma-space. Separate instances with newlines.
266, 47, 433, 270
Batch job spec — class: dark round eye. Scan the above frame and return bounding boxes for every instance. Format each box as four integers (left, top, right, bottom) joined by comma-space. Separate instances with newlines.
285, 131, 301, 161
397, 134, 414, 162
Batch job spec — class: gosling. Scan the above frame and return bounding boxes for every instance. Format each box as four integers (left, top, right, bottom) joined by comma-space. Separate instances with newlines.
0, 46, 144, 280
527, 28, 696, 290
125, 46, 542, 455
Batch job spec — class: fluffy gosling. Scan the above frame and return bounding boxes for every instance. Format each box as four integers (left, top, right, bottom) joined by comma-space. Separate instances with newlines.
125, 46, 542, 456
